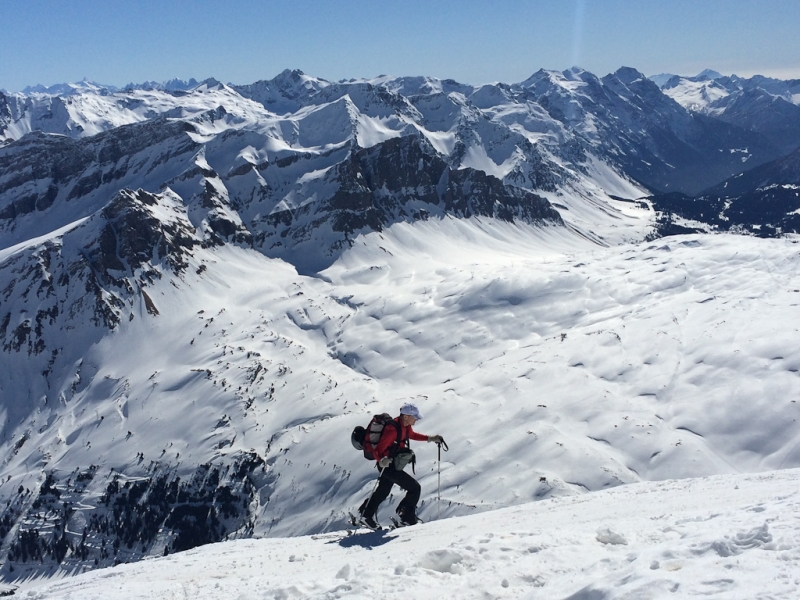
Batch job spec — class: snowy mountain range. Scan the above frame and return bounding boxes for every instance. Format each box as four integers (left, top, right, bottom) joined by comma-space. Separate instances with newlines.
1, 66, 800, 586
658, 70, 800, 156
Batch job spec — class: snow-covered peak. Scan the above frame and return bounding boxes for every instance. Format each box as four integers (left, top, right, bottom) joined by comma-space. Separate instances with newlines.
367, 75, 473, 98
650, 69, 723, 88
658, 73, 800, 155
467, 83, 517, 110
648, 72, 678, 87
124, 78, 200, 92
20, 79, 119, 96
563, 65, 589, 79
741, 74, 800, 102
274, 68, 328, 88
696, 68, 723, 80
232, 69, 331, 115
519, 68, 586, 93
193, 77, 228, 92
661, 74, 731, 111
0, 80, 274, 143
608, 65, 648, 86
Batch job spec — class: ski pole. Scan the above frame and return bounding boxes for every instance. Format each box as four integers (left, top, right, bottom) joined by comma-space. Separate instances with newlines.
436, 439, 449, 520
365, 464, 387, 511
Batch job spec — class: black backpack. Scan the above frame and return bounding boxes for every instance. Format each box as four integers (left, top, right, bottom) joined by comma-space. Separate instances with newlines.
351, 413, 402, 460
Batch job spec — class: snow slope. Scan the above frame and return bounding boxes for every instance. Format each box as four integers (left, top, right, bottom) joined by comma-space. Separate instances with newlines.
17, 468, 800, 599
2, 213, 800, 582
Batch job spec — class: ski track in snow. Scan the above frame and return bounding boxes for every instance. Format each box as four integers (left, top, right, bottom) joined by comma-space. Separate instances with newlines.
17, 469, 800, 599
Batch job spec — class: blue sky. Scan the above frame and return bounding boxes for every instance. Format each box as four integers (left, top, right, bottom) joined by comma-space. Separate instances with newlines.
2, 0, 799, 91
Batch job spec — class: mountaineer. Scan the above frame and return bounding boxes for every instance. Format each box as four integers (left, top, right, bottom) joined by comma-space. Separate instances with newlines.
356, 403, 444, 530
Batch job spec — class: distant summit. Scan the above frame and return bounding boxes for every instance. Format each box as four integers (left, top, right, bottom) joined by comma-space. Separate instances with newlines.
696, 68, 723, 80
124, 78, 200, 92
648, 72, 677, 87
21, 78, 119, 95
18, 78, 204, 95
649, 69, 723, 87
652, 69, 800, 154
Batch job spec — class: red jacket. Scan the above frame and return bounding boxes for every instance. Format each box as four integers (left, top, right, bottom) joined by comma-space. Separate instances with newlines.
374, 417, 428, 461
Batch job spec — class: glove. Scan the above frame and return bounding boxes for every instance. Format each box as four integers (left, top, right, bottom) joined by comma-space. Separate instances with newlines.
428, 435, 444, 444
378, 456, 392, 468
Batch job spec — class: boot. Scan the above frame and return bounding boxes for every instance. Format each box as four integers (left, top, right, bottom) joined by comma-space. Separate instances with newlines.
359, 514, 381, 530
396, 505, 418, 526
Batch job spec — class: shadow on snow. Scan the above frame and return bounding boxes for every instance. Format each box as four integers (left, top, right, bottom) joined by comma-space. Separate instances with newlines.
330, 529, 394, 549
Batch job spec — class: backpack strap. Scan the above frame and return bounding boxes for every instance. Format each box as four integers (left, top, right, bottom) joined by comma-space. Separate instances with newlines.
387, 419, 404, 457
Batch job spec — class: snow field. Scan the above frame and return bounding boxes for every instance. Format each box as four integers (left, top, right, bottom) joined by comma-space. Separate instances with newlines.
3, 201, 800, 585
662, 78, 730, 112
325, 227, 800, 503
19, 468, 800, 599
9, 222, 800, 537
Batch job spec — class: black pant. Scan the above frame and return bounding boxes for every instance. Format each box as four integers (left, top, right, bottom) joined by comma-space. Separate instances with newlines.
362, 465, 420, 519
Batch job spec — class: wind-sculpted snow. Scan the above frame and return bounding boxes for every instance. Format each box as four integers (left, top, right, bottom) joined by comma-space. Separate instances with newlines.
1, 213, 799, 582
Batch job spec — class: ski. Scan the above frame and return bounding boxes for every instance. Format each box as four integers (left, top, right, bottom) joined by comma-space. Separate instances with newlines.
310, 532, 348, 541
340, 511, 424, 536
